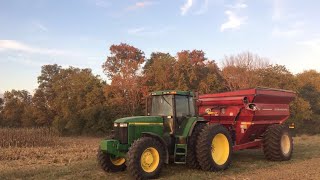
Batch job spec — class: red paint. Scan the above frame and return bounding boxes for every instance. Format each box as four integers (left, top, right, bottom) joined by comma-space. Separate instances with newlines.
198, 88, 295, 151
233, 140, 262, 151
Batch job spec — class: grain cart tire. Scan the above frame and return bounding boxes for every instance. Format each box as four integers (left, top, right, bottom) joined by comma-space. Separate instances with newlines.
187, 122, 206, 169
263, 124, 293, 161
196, 124, 232, 171
127, 137, 164, 180
97, 148, 126, 172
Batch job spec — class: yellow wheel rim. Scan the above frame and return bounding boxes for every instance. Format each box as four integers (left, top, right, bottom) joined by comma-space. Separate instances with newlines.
281, 134, 291, 154
140, 147, 160, 173
211, 133, 229, 165
110, 156, 126, 166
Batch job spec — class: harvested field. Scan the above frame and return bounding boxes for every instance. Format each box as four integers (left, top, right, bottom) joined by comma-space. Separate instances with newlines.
0, 135, 319, 180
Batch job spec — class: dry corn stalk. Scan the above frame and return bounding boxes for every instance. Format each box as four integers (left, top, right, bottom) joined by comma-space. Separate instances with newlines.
0, 127, 59, 148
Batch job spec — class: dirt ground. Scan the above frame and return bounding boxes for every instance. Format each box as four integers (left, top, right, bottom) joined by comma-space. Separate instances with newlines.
227, 157, 320, 180
1, 135, 319, 180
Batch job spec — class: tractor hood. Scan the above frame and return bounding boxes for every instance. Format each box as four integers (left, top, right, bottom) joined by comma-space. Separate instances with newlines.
115, 116, 163, 123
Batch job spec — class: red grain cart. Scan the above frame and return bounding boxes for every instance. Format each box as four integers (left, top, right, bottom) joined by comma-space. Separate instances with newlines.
197, 88, 295, 161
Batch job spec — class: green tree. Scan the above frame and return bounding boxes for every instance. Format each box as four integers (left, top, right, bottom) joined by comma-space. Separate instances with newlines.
295, 70, 320, 134
257, 64, 296, 90
197, 60, 226, 94
50, 67, 108, 135
1, 90, 33, 127
34, 64, 62, 126
174, 50, 201, 90
296, 70, 320, 91
288, 97, 313, 133
143, 52, 176, 91
34, 65, 110, 135
173, 50, 225, 93
32, 89, 54, 126
299, 84, 320, 114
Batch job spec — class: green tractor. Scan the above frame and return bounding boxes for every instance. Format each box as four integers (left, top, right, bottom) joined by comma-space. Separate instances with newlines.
98, 90, 231, 179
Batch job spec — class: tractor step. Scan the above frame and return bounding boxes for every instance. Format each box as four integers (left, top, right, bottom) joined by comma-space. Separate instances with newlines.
174, 143, 187, 164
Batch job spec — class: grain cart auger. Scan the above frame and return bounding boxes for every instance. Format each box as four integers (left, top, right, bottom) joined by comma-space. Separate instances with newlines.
196, 88, 295, 170
97, 91, 208, 180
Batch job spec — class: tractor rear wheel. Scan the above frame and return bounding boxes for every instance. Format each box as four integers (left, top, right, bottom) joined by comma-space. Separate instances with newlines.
127, 137, 164, 180
263, 124, 293, 161
97, 148, 126, 172
196, 124, 232, 171
187, 123, 206, 169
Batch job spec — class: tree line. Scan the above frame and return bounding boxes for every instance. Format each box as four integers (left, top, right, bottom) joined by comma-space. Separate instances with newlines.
0, 43, 319, 135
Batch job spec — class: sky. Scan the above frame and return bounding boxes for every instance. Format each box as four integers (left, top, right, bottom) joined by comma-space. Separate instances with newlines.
0, 0, 320, 93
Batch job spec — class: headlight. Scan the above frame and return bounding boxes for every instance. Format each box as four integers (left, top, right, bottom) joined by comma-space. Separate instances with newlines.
119, 123, 128, 127
113, 123, 118, 127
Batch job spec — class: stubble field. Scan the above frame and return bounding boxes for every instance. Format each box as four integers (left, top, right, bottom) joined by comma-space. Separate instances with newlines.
1, 133, 320, 180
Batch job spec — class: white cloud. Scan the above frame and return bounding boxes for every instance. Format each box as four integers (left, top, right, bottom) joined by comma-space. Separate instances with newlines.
195, 0, 209, 15
220, 1, 247, 32
272, 21, 304, 38
95, 0, 111, 8
298, 38, 320, 50
181, 0, 193, 16
272, 27, 301, 38
127, 26, 174, 36
272, 0, 284, 21
126, 1, 154, 10
226, 2, 247, 9
6, 55, 51, 67
128, 27, 146, 35
220, 10, 247, 32
0, 40, 75, 56
32, 22, 48, 32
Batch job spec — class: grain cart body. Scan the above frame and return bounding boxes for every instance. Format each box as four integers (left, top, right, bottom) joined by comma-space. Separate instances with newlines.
198, 88, 295, 151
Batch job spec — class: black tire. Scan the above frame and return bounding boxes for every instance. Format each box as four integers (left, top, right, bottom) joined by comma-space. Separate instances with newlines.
127, 137, 164, 180
97, 148, 126, 172
196, 124, 232, 171
263, 124, 293, 161
187, 123, 206, 169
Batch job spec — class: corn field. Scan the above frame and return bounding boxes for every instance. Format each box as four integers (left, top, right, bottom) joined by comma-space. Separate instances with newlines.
0, 128, 59, 148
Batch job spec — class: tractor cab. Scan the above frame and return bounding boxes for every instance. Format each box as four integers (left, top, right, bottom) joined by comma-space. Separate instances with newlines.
146, 91, 196, 135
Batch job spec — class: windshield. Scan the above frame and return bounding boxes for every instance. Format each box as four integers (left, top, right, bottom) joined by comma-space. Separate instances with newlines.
175, 95, 195, 117
150, 95, 173, 116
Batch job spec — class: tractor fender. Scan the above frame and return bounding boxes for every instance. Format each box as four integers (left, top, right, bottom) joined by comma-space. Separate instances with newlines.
188, 118, 208, 137
141, 132, 169, 164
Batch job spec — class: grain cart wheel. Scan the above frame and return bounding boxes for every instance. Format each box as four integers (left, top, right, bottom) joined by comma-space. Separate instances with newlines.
97, 148, 126, 172
187, 123, 206, 169
263, 124, 293, 161
196, 124, 232, 171
127, 137, 164, 180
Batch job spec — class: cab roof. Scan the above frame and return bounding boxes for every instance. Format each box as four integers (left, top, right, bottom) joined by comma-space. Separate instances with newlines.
150, 90, 193, 96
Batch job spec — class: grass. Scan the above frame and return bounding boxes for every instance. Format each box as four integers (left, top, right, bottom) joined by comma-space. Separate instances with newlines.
1, 135, 320, 180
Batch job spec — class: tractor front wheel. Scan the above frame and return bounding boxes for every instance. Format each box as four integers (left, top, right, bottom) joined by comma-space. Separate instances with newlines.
127, 137, 164, 180
187, 122, 206, 169
196, 124, 232, 171
263, 124, 293, 161
97, 148, 126, 172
